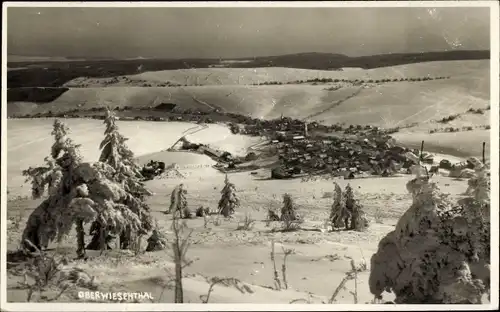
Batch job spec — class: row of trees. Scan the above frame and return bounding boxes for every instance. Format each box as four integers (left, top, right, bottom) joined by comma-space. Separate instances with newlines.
166, 176, 368, 233
166, 174, 240, 219
252, 75, 450, 86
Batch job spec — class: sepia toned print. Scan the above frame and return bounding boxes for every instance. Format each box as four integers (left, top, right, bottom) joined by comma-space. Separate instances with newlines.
1, 1, 498, 310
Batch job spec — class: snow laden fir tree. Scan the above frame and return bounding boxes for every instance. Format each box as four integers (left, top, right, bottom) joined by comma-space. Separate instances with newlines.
21, 117, 162, 258
343, 184, 368, 231
218, 174, 240, 217
369, 157, 491, 303
87, 108, 155, 250
167, 183, 190, 219
281, 193, 297, 221
329, 182, 368, 231
329, 183, 349, 229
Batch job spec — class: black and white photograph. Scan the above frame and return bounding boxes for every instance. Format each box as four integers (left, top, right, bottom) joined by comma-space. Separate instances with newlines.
1, 1, 498, 310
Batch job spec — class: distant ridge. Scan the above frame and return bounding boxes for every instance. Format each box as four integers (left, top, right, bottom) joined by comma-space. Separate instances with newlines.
7, 50, 489, 89
240, 50, 489, 70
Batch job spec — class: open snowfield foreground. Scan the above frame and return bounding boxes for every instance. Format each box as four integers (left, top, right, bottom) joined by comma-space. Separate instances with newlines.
5, 149, 478, 304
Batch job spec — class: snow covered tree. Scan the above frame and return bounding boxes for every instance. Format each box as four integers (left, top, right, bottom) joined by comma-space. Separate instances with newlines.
457, 158, 490, 264
280, 193, 297, 221
167, 184, 190, 219
21, 119, 144, 258
344, 184, 369, 231
145, 228, 168, 252
88, 108, 154, 250
22, 119, 86, 256
218, 174, 239, 217
369, 160, 491, 303
329, 182, 349, 229
21, 119, 164, 258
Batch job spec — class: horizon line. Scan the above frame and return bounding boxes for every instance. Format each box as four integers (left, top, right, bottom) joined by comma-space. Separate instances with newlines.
6, 49, 491, 63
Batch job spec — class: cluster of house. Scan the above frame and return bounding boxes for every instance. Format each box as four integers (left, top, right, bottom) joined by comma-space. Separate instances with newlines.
230, 115, 404, 176
269, 128, 410, 177
240, 117, 307, 137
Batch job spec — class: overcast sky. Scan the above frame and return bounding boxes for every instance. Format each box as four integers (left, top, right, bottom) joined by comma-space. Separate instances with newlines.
7, 6, 490, 59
